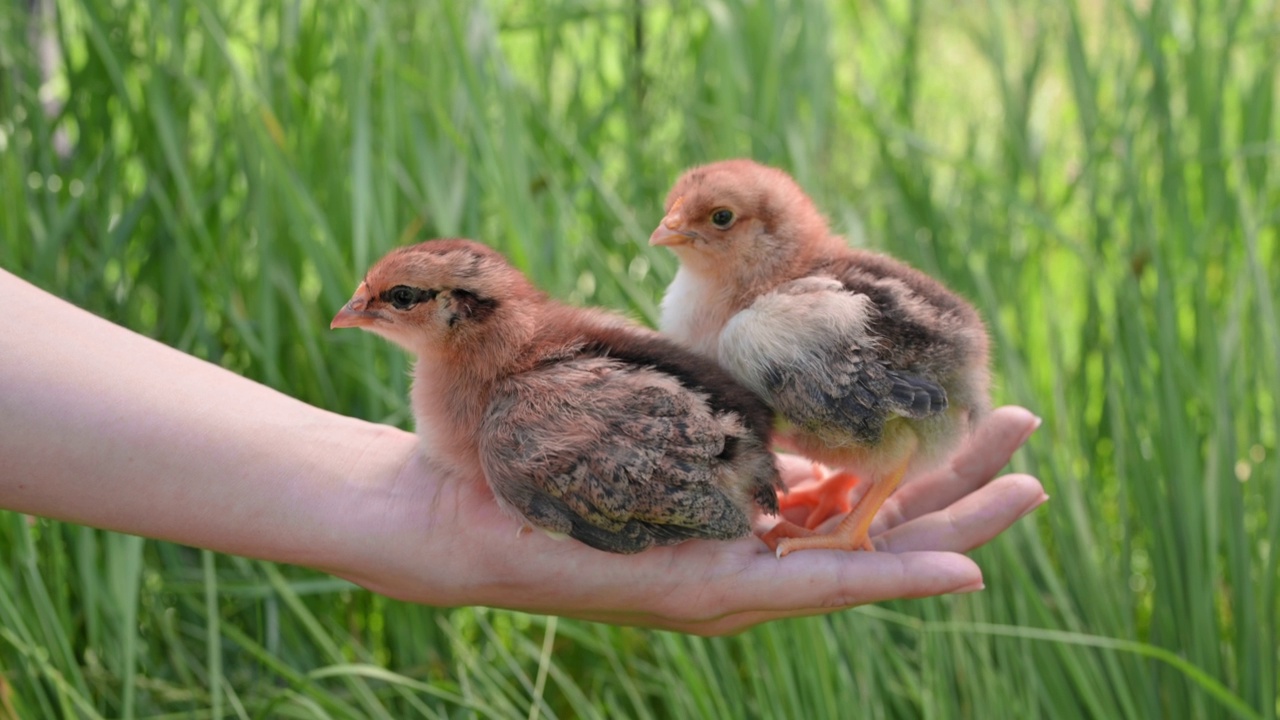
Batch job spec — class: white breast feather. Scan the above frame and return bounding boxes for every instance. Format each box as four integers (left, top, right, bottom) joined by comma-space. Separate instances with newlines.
718, 280, 876, 400
659, 268, 735, 359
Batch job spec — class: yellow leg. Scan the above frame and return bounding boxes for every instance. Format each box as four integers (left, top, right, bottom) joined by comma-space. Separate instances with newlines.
775, 460, 911, 557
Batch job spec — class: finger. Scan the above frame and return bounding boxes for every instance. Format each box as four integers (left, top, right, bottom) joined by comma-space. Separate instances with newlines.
591, 605, 854, 636
680, 551, 986, 635
471, 536, 989, 635
874, 406, 1041, 532
563, 549, 986, 635
876, 474, 1047, 553
644, 549, 984, 624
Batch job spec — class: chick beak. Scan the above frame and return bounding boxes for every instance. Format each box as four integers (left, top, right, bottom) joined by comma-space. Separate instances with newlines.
330, 283, 383, 329
649, 216, 695, 247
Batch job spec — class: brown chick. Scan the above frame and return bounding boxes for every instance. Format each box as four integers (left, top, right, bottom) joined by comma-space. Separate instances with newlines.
330, 238, 783, 554
649, 160, 990, 557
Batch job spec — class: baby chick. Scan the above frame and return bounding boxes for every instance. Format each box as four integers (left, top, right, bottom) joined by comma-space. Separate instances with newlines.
331, 239, 783, 554
649, 160, 990, 556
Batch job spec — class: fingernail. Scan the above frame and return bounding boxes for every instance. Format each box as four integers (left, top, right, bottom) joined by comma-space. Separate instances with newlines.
1017, 494, 1050, 521
1020, 416, 1043, 445
953, 581, 985, 594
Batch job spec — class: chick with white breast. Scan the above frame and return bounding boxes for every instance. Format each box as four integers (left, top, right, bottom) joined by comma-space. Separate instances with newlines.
649, 160, 991, 556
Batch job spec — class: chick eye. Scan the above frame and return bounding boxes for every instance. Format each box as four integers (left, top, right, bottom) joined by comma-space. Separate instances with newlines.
387, 285, 425, 310
710, 208, 735, 229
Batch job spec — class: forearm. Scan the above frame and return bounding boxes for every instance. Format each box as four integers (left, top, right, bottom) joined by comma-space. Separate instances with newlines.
0, 269, 411, 574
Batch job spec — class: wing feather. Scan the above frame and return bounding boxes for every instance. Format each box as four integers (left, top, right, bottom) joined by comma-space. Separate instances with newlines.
720, 276, 948, 446
478, 357, 764, 554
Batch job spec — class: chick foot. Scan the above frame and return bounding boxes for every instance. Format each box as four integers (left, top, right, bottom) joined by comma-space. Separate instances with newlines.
777, 466, 863, 529
758, 518, 817, 552
775, 462, 909, 557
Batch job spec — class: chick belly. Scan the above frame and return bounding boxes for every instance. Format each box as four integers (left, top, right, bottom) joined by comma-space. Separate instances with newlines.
776, 416, 921, 479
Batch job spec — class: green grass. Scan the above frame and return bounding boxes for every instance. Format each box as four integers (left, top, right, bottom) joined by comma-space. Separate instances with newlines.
2, 0, 1277, 717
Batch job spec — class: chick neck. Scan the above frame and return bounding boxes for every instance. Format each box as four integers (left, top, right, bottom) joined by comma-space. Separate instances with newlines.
407, 304, 538, 474
417, 301, 538, 382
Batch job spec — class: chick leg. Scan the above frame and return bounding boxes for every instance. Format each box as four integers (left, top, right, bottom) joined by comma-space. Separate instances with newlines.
774, 460, 910, 557
775, 466, 863, 529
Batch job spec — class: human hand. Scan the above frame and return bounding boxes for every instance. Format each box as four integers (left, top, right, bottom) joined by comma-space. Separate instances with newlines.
329, 405, 1045, 636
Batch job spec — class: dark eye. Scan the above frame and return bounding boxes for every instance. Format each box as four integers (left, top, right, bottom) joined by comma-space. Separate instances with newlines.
387, 285, 422, 310
710, 208, 735, 229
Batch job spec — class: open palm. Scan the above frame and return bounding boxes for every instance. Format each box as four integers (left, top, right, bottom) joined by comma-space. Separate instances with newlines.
336, 406, 1044, 636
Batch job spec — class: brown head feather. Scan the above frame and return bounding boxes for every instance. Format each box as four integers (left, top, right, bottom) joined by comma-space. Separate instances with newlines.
333, 238, 544, 360
651, 159, 841, 298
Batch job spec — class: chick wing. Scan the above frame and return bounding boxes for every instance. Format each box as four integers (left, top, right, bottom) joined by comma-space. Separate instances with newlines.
720, 275, 947, 444
479, 356, 773, 554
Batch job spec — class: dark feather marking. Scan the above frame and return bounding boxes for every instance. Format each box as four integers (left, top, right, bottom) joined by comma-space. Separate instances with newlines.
814, 251, 985, 370
574, 327, 776, 442
449, 289, 499, 325
523, 493, 653, 554
886, 370, 948, 416
763, 340, 948, 446
718, 435, 739, 461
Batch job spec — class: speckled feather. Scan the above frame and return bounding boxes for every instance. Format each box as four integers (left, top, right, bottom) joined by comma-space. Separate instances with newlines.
480, 356, 771, 553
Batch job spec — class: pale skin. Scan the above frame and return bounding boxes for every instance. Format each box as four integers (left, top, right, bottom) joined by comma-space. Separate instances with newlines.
0, 269, 1046, 636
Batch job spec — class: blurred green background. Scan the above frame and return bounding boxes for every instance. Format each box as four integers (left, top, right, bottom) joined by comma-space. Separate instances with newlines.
2, 0, 1277, 717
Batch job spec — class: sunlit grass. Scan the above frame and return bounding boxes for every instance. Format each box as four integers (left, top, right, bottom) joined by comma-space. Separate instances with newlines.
1, 0, 1277, 717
